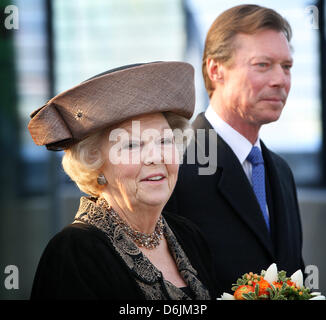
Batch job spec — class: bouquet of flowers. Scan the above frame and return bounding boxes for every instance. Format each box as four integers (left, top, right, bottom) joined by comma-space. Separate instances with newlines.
219, 263, 325, 300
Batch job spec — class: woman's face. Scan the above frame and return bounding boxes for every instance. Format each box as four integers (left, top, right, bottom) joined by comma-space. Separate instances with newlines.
100, 113, 179, 212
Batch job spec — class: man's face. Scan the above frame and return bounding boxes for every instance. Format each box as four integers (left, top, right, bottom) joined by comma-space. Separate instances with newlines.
221, 29, 293, 127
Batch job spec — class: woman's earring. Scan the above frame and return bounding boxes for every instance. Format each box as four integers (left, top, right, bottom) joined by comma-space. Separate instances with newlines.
97, 174, 108, 185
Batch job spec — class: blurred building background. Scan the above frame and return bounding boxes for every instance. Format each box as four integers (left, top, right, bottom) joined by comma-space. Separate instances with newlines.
0, 0, 325, 299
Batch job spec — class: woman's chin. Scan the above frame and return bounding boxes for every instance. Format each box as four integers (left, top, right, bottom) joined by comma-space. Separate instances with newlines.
138, 195, 170, 208
136, 186, 172, 208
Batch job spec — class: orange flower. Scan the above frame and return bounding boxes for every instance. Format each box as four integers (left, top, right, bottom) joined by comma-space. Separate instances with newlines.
286, 280, 296, 287
272, 281, 283, 290
234, 285, 254, 300
254, 278, 271, 296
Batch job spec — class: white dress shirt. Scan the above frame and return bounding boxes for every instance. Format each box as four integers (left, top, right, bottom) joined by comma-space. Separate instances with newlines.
205, 105, 269, 218
205, 105, 262, 185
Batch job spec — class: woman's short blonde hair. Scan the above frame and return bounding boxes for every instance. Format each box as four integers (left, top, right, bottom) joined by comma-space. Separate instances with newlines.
62, 112, 192, 197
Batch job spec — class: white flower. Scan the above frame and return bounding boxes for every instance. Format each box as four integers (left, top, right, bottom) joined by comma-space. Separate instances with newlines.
309, 292, 326, 300
290, 269, 303, 289
218, 292, 235, 300
309, 294, 326, 300
264, 263, 278, 285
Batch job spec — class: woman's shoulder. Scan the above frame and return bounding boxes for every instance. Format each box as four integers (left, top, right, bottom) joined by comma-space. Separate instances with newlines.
31, 222, 138, 299
53, 222, 105, 240
43, 222, 109, 257
34, 222, 117, 282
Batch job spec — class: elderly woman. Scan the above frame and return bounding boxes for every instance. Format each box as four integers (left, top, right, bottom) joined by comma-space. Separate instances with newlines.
28, 62, 217, 300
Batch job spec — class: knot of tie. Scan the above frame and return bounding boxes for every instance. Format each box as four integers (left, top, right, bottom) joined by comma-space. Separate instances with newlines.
247, 146, 264, 166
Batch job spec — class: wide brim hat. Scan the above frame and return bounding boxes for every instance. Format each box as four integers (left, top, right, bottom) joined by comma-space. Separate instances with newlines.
28, 61, 195, 151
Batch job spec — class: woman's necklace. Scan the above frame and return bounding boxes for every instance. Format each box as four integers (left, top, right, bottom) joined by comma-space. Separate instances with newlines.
97, 198, 164, 249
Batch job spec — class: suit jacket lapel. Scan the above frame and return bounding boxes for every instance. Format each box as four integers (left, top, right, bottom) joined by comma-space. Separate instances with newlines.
192, 113, 275, 260
261, 142, 290, 262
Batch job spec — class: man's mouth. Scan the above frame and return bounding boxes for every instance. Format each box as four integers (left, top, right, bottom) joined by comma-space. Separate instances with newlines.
260, 93, 286, 104
262, 97, 283, 102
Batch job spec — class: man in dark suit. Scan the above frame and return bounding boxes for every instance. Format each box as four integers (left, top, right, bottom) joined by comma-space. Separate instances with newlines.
165, 4, 305, 296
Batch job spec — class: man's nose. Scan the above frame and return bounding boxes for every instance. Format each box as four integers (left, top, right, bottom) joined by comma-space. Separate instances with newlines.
269, 65, 290, 88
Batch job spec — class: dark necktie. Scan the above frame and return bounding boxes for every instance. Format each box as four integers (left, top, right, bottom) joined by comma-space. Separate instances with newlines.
247, 146, 270, 231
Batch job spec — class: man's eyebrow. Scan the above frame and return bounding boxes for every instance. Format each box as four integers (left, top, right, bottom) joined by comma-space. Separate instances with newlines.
250, 56, 293, 64
284, 58, 294, 64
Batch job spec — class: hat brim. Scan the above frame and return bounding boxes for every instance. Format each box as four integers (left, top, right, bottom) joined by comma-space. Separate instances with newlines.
28, 61, 195, 151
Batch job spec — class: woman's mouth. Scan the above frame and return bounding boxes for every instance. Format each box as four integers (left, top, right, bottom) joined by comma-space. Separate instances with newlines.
141, 174, 166, 182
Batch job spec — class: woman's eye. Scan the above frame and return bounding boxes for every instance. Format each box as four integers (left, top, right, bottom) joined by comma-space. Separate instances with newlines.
122, 141, 140, 150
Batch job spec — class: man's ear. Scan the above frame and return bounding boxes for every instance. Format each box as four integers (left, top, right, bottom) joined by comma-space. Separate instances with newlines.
206, 58, 224, 83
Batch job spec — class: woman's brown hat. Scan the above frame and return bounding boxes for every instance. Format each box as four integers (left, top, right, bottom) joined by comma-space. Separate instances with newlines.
28, 61, 195, 151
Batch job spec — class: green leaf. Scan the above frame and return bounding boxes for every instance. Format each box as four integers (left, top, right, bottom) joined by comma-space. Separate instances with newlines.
255, 283, 260, 296
267, 288, 275, 299
276, 294, 287, 300
236, 279, 247, 286
278, 271, 288, 282
243, 292, 256, 300
270, 283, 277, 293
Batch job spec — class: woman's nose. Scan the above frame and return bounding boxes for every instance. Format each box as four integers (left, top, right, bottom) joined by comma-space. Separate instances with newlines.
142, 142, 163, 165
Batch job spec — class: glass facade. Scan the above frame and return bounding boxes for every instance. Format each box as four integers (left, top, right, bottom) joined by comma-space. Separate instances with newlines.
53, 0, 185, 93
